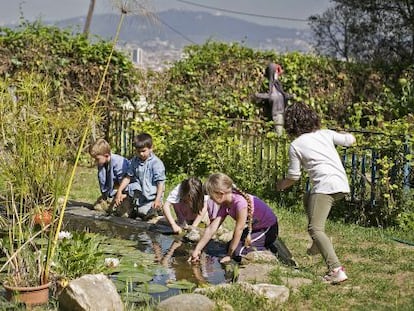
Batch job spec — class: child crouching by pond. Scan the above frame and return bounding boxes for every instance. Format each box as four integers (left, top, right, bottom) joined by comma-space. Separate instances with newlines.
89, 138, 132, 217
162, 177, 209, 234
189, 173, 279, 264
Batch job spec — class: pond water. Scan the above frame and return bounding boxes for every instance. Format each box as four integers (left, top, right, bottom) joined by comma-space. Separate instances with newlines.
63, 212, 229, 301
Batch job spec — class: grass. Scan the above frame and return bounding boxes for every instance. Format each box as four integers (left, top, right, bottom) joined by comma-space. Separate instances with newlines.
69, 165, 101, 204
68, 167, 414, 310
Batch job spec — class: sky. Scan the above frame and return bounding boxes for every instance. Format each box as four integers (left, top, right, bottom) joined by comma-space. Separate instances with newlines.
0, 0, 332, 29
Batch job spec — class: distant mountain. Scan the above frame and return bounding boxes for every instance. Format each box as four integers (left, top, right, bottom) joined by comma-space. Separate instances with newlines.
56, 9, 313, 52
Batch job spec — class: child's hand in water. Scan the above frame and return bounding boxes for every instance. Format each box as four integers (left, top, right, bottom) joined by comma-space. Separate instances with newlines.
220, 255, 232, 264
114, 192, 126, 207
188, 250, 200, 263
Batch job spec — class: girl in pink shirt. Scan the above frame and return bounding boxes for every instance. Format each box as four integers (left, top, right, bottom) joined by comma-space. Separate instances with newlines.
189, 173, 278, 263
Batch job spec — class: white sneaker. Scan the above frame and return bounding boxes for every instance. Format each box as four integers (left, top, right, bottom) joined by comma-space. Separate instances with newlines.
323, 266, 348, 284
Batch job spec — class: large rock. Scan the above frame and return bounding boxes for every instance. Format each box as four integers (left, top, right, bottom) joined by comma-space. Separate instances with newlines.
195, 282, 289, 305
58, 274, 123, 311
238, 263, 274, 283
240, 250, 278, 265
156, 293, 215, 311
251, 283, 289, 303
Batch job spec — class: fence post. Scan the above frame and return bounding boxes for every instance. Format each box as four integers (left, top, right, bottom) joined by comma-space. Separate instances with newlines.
403, 135, 411, 191
370, 149, 377, 210
351, 152, 357, 202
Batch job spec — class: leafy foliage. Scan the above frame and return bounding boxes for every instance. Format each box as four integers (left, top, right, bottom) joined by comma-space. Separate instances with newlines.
0, 21, 142, 111
122, 41, 413, 227
53, 232, 105, 280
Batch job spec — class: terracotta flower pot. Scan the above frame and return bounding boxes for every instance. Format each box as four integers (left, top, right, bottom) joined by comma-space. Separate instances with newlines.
3, 282, 51, 306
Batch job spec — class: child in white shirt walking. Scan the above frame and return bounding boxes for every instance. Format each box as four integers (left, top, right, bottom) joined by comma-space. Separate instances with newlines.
277, 102, 356, 284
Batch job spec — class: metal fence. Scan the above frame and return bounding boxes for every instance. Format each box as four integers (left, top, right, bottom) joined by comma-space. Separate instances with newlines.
106, 108, 412, 225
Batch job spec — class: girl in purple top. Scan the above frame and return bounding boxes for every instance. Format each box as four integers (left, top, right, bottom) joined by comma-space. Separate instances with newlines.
189, 173, 278, 263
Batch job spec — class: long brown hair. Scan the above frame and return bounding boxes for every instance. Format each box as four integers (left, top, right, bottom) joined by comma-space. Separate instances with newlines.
204, 173, 254, 247
179, 177, 204, 214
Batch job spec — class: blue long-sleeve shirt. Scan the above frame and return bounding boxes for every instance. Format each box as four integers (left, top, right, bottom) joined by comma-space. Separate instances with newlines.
97, 153, 130, 198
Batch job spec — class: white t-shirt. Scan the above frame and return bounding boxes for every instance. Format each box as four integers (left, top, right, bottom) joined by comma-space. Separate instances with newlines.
287, 129, 356, 194
166, 183, 209, 203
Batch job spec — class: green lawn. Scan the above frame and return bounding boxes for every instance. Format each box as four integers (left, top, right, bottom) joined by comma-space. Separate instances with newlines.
69, 166, 414, 311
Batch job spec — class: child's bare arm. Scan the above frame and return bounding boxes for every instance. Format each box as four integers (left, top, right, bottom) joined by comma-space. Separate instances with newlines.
163, 201, 182, 233
153, 181, 165, 210
189, 217, 222, 262
114, 176, 131, 206
222, 207, 247, 263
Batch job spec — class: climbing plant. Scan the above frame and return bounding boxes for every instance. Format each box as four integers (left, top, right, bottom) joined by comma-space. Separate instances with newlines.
0, 21, 141, 111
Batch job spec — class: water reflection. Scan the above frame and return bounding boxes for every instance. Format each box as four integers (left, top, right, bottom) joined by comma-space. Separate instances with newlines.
63, 214, 226, 288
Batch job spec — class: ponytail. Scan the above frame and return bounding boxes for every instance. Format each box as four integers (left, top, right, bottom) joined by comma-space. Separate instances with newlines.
232, 185, 254, 247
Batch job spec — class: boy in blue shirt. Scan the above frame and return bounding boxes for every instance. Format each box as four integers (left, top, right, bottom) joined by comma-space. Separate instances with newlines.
115, 133, 166, 221
89, 138, 132, 217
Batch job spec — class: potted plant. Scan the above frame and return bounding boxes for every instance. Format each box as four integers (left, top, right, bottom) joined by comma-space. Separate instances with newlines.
0, 73, 90, 306
0, 185, 52, 306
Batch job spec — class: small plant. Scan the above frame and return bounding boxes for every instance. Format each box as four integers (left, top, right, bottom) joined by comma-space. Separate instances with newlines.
53, 231, 105, 280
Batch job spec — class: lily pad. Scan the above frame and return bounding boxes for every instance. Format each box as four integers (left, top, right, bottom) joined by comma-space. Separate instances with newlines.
106, 238, 137, 247
135, 283, 169, 294
111, 279, 127, 292
115, 271, 153, 283
119, 259, 156, 271
121, 291, 152, 303
104, 266, 122, 274
166, 279, 196, 290
101, 244, 135, 255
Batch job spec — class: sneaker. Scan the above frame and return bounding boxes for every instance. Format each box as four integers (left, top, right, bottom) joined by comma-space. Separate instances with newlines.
306, 242, 319, 256
323, 266, 348, 284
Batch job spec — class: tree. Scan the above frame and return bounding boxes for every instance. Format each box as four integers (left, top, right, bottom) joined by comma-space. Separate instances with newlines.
309, 0, 414, 67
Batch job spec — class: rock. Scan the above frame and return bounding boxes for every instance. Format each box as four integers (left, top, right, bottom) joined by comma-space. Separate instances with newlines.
93, 200, 108, 212
58, 274, 123, 311
155, 293, 215, 311
251, 283, 289, 303
213, 227, 233, 243
237, 263, 274, 283
185, 228, 202, 242
240, 250, 278, 265
216, 231, 233, 243
195, 282, 289, 305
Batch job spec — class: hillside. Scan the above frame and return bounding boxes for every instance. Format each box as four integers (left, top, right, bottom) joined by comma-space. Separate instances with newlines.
54, 9, 313, 69
57, 10, 311, 50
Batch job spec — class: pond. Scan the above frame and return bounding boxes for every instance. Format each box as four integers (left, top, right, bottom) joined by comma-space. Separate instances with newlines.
63, 206, 229, 303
